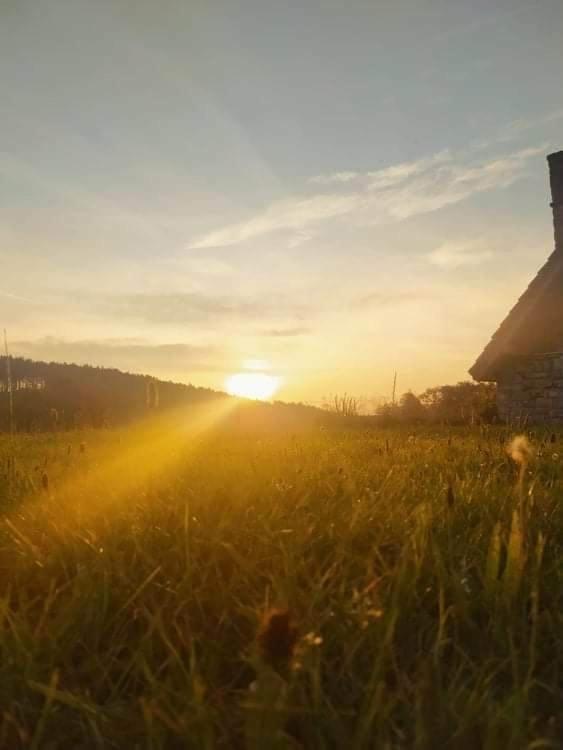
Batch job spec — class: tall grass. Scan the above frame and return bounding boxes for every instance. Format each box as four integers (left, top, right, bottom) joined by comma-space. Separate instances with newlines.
0, 423, 561, 748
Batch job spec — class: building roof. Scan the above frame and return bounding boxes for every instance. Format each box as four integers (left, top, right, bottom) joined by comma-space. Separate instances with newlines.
470, 248, 563, 381
470, 150, 563, 382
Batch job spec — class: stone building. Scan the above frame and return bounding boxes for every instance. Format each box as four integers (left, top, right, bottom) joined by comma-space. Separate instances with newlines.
470, 150, 563, 422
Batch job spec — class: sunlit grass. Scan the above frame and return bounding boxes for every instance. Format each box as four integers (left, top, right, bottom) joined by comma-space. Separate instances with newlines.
0, 423, 562, 748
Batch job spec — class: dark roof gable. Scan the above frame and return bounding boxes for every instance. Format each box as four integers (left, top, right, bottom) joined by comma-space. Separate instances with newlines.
470, 150, 563, 382
470, 248, 563, 381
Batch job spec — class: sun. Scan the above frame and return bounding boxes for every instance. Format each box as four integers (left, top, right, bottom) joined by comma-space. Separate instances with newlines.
225, 371, 281, 400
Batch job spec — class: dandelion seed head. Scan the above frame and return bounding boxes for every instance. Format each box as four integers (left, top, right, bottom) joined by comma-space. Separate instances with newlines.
507, 435, 535, 466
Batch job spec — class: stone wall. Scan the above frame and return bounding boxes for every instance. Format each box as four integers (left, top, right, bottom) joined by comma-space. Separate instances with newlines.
497, 352, 563, 422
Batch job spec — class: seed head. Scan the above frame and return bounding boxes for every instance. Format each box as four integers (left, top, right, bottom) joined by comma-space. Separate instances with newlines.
41, 472, 49, 491
507, 435, 535, 466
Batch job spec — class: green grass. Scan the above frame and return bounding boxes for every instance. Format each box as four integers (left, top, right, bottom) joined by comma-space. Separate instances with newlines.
0, 421, 562, 748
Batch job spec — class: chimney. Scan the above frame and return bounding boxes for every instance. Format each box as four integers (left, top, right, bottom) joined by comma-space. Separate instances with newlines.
548, 151, 563, 252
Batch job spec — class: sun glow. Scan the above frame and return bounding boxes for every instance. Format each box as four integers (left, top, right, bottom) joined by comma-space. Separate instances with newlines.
226, 371, 281, 400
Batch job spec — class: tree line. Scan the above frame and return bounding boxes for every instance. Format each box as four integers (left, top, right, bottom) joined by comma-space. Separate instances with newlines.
376, 381, 497, 424
0, 357, 497, 432
0, 357, 228, 431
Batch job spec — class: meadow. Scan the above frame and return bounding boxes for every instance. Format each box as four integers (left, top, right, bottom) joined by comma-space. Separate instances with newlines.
0, 415, 561, 749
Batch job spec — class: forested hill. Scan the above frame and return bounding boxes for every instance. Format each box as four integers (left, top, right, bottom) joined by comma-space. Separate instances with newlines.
0, 357, 332, 433
0, 356, 230, 431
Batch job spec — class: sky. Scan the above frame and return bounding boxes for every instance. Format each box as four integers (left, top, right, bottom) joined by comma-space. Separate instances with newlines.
1, 0, 562, 405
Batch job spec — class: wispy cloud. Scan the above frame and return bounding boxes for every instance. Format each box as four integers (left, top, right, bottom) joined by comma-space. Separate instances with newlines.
287, 231, 314, 249
260, 326, 311, 337
366, 149, 452, 191
426, 241, 494, 269
0, 290, 34, 303
308, 171, 359, 185
493, 108, 563, 145
11, 336, 222, 374
189, 144, 546, 250
351, 290, 433, 309
100, 292, 312, 326
190, 193, 357, 250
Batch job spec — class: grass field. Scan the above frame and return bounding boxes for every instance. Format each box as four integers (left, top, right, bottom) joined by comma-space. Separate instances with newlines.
0, 417, 562, 749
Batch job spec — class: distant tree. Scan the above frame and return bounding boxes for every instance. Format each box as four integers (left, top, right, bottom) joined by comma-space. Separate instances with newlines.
374, 400, 401, 424
419, 381, 497, 424
398, 391, 427, 422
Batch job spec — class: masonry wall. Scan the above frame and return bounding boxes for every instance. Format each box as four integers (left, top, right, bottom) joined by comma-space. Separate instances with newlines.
497, 353, 563, 423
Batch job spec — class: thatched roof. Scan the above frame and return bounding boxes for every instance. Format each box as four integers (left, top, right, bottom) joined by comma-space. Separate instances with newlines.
470, 150, 563, 382
470, 249, 563, 380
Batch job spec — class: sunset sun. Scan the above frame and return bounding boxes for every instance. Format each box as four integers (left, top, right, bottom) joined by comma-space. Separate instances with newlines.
225, 371, 281, 400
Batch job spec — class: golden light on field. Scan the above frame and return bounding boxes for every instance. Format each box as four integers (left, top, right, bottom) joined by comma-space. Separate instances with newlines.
225, 371, 281, 400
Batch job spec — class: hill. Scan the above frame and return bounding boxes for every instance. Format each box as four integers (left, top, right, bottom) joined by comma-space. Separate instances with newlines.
0, 356, 230, 431
0, 356, 334, 433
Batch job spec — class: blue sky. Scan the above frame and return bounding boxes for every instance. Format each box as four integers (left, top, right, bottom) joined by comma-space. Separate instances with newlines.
1, 0, 562, 404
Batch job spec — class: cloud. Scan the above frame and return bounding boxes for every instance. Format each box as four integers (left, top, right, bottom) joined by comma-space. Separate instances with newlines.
260, 326, 311, 337
426, 242, 494, 269
493, 108, 563, 145
105, 292, 311, 325
366, 149, 452, 191
190, 193, 357, 249
189, 144, 546, 250
11, 336, 222, 374
113, 293, 264, 323
0, 290, 34, 303
287, 231, 314, 249
308, 171, 359, 185
351, 290, 433, 309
